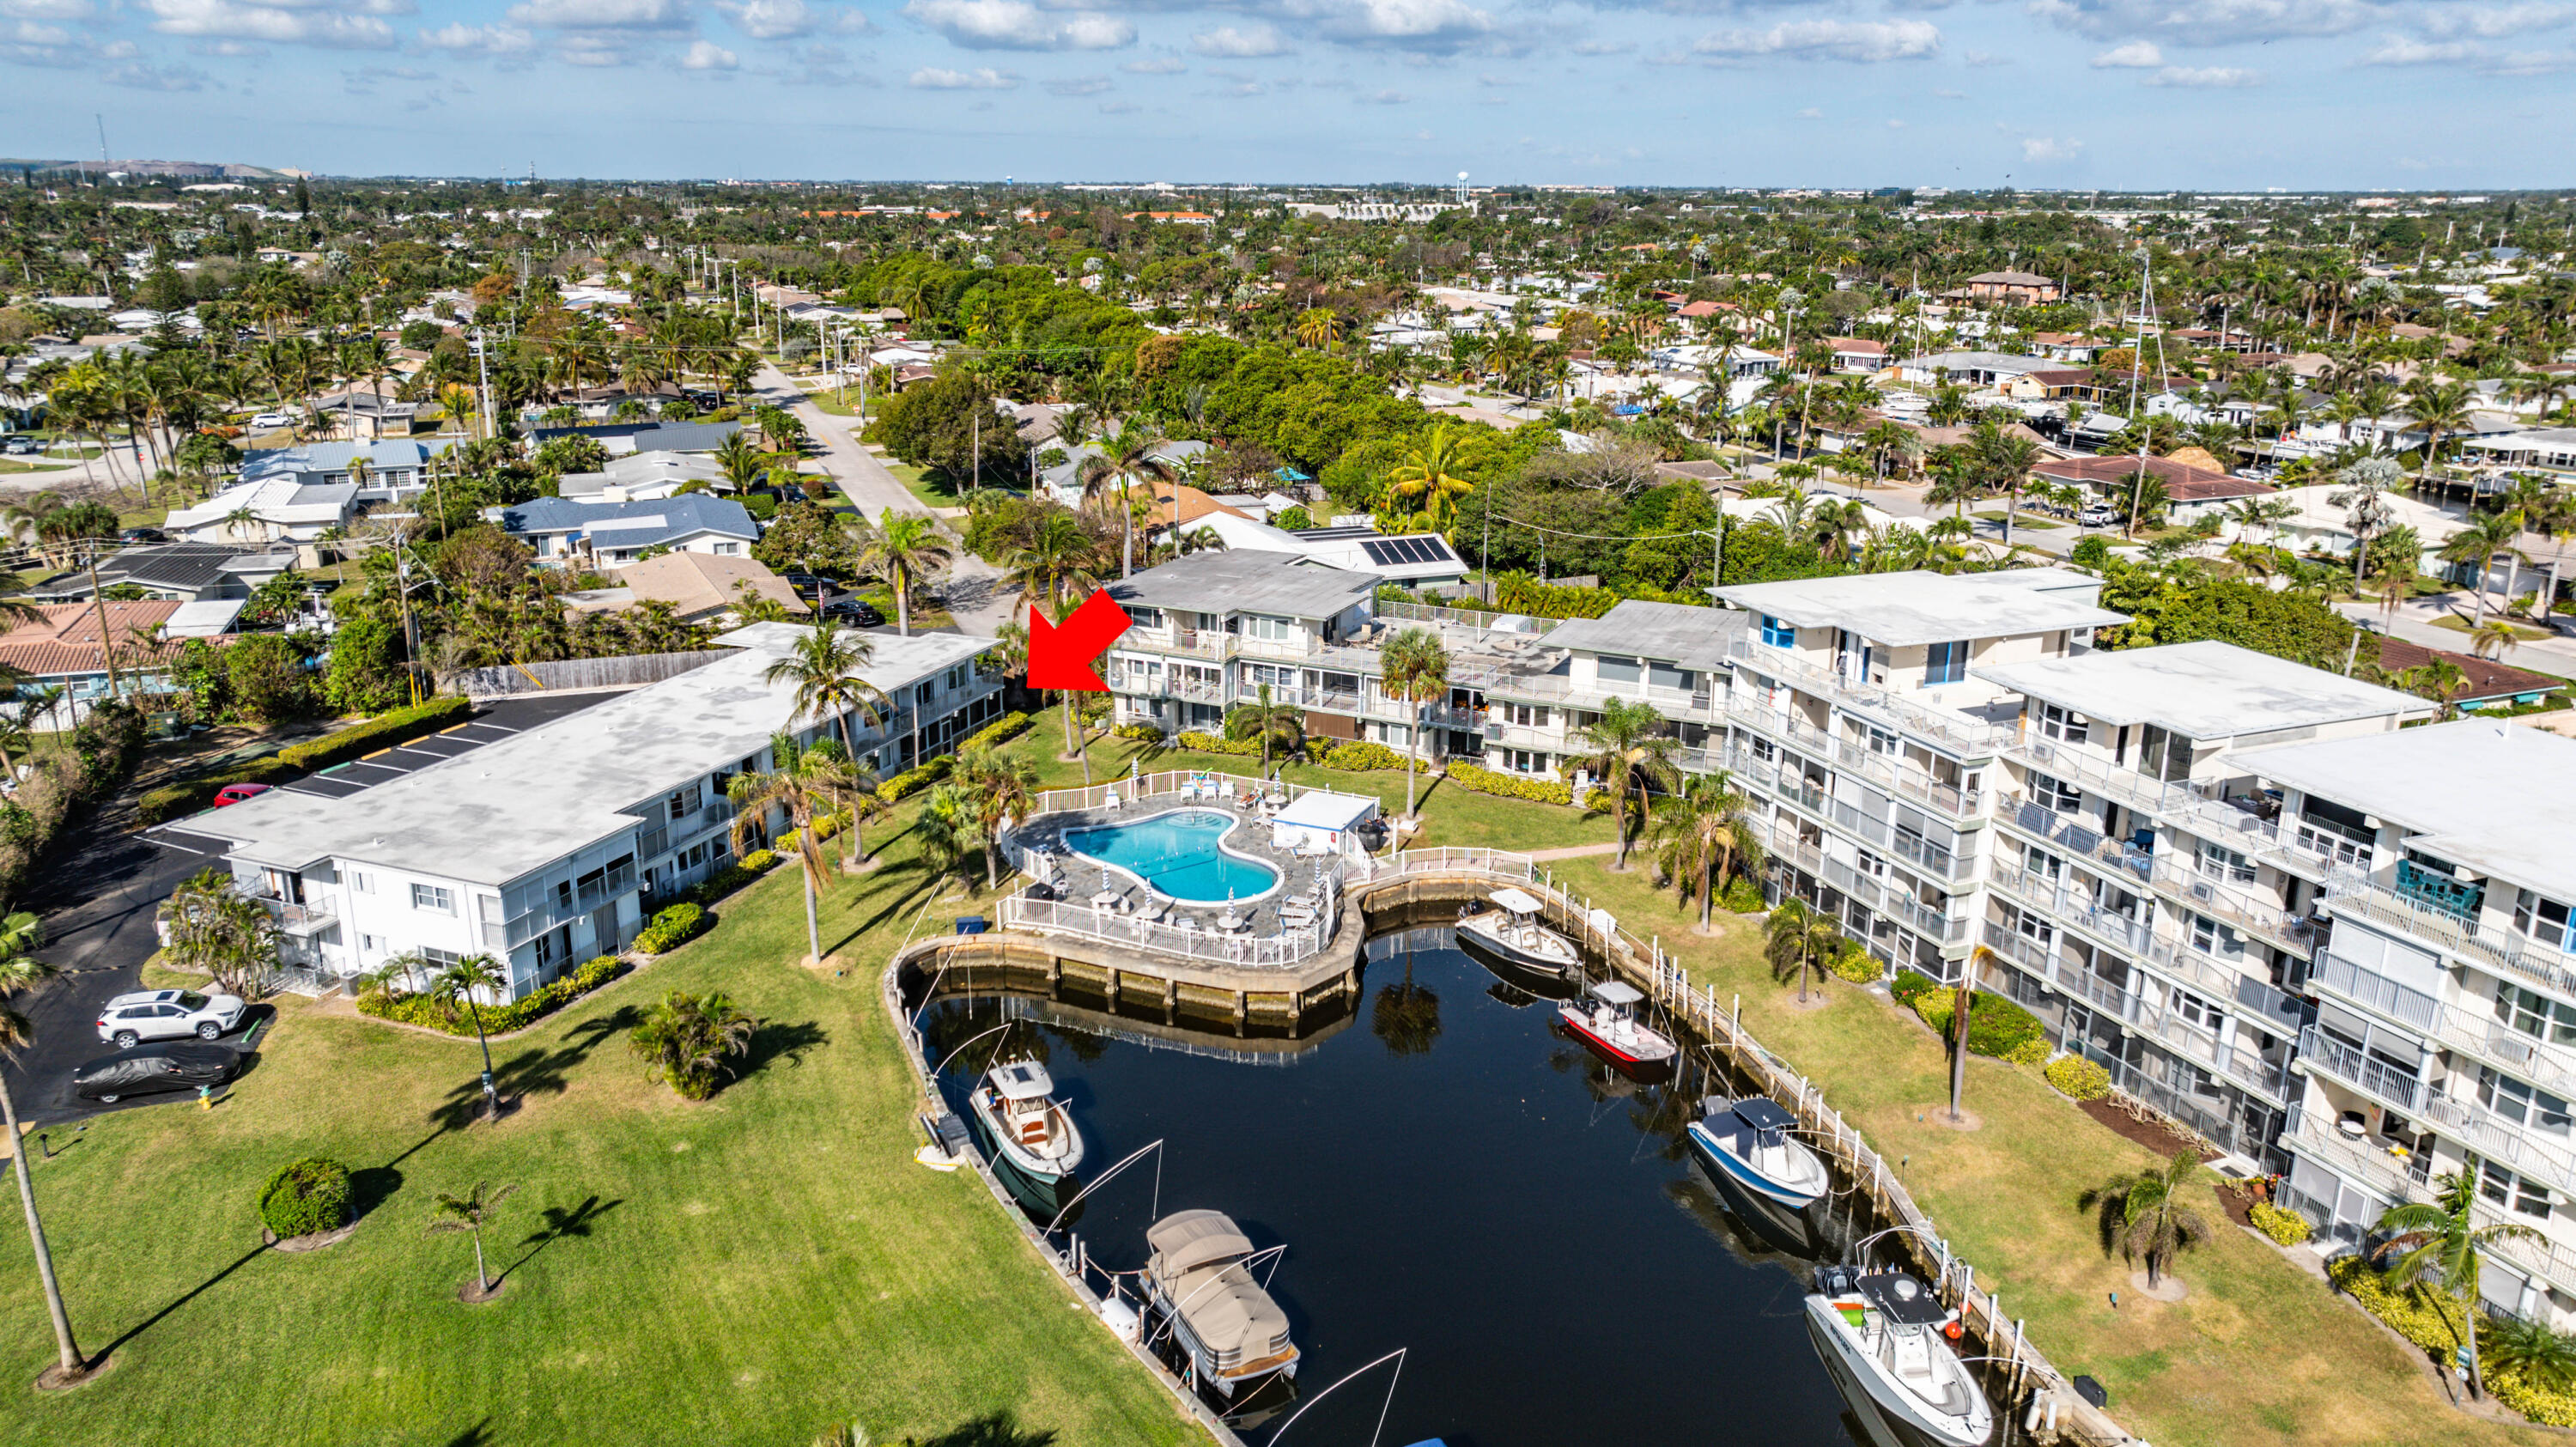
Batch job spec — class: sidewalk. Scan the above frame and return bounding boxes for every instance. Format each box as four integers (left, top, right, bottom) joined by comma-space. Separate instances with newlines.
2335, 593, 2576, 678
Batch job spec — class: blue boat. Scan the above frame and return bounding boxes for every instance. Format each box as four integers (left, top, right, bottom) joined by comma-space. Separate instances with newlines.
1686, 1097, 1831, 1208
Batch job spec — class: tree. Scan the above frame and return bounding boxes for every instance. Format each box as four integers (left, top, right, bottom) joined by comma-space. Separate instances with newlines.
1948, 945, 2003, 1123
1649, 770, 1763, 933
1080, 421, 1176, 579
857, 509, 954, 637
2080, 1151, 2215, 1289
426, 1181, 519, 1298
2404, 376, 2474, 472
1224, 681, 1304, 777
953, 745, 1038, 891
2484, 1314, 2576, 1392
1378, 626, 1449, 820
2331, 456, 2404, 587
428, 952, 509, 1120
1575, 696, 1677, 870
2439, 508, 2530, 628
998, 514, 1109, 757
2469, 617, 2522, 660
1763, 897, 1839, 1006
753, 501, 861, 579
876, 371, 1027, 486
629, 989, 758, 1100
0, 948, 88, 1384
729, 734, 848, 964
1388, 424, 1473, 532
157, 867, 280, 998
762, 622, 890, 865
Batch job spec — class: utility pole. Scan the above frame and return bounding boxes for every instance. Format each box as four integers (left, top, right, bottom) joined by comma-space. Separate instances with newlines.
472, 325, 495, 444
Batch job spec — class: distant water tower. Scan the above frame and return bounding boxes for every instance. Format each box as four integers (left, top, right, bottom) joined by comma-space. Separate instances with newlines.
1455, 171, 1469, 206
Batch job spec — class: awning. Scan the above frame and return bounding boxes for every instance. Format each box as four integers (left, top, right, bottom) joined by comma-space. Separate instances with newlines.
1273, 790, 1378, 833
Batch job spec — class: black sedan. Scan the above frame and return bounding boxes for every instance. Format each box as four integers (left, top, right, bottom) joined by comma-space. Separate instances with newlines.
819, 598, 886, 627
71, 1042, 240, 1103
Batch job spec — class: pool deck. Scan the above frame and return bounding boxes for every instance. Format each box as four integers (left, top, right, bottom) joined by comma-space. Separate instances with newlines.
1011, 793, 1350, 939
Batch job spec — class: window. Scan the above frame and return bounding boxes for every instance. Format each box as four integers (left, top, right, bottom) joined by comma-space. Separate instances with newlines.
2481, 1159, 2553, 1219
411, 883, 454, 914
2195, 841, 2254, 883
666, 783, 702, 820
1864, 727, 1899, 757
1504, 702, 1547, 729
1505, 748, 1548, 775
556, 879, 574, 910
2015, 914, 2057, 948
420, 945, 464, 970
1595, 654, 1642, 684
2190, 914, 2244, 958
713, 543, 740, 556
2480, 1066, 2573, 1135
914, 681, 934, 706
350, 871, 375, 895
1924, 641, 1967, 686
2518, 891, 2576, 953
2172, 987, 2225, 1031
2031, 771, 2081, 813
1759, 614, 1796, 648
946, 665, 969, 690
1239, 614, 1293, 642
2496, 986, 2576, 1048
2037, 703, 2089, 745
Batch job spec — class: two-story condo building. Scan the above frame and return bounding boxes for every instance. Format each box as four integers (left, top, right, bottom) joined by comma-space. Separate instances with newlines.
182, 623, 1002, 1000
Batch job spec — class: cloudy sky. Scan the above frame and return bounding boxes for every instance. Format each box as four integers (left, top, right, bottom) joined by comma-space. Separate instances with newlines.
3, 0, 2567, 188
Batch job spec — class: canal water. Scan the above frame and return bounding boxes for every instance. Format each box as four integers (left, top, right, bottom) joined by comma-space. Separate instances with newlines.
923, 921, 1896, 1447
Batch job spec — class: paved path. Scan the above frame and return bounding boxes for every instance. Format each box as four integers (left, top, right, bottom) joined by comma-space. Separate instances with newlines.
1525, 842, 1623, 861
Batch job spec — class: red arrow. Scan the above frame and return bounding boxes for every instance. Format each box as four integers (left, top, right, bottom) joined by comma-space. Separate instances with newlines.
1026, 592, 1133, 692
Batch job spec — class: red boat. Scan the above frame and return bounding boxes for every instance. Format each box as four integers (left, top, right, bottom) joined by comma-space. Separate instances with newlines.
1558, 981, 1677, 1067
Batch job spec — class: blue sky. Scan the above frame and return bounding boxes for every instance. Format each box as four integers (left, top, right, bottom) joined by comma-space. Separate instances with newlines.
3, 0, 2568, 189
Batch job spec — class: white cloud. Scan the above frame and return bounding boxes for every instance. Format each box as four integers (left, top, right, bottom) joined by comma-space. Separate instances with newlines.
2422, 3, 2576, 38
2089, 38, 2160, 65
2021, 135, 2083, 161
718, 0, 809, 37
0, 0, 95, 18
415, 21, 534, 52
2487, 44, 2576, 69
1360, 86, 1406, 100
1191, 23, 1289, 56
506, 0, 690, 28
908, 62, 1017, 85
1044, 73, 1109, 92
144, 0, 404, 48
681, 36, 736, 64
902, 0, 1132, 50
1121, 54, 1182, 71
1794, 104, 1820, 117
2143, 63, 2261, 84
189, 35, 268, 52
1693, 17, 1940, 61
1885, 117, 1907, 127
1962, 48, 2008, 64
1309, 0, 1498, 52
2026, 0, 2375, 44
104, 58, 210, 87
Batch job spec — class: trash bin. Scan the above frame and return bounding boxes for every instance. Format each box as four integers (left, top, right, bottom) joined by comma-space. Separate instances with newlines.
954, 915, 988, 935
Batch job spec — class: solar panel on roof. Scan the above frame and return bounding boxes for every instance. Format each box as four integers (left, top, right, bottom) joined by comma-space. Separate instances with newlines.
1359, 539, 1399, 566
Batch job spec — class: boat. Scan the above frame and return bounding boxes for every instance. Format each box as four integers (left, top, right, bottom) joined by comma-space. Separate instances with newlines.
1557, 980, 1677, 1067
1686, 1096, 1832, 1208
1456, 886, 1580, 980
1803, 1265, 1996, 1447
968, 1059, 1086, 1183
1143, 1209, 1302, 1398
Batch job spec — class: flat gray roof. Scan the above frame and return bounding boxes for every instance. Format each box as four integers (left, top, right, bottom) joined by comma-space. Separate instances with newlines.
2239, 718, 2576, 903
187, 623, 993, 887
1973, 641, 2430, 739
1540, 600, 1746, 672
1713, 569, 2128, 648
1108, 550, 1379, 621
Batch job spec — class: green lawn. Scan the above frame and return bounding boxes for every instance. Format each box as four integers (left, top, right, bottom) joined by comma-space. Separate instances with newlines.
1546, 855, 2546, 1447
1977, 510, 2063, 532
879, 457, 970, 514
0, 459, 74, 476
2427, 613, 2555, 641
0, 744, 1212, 1447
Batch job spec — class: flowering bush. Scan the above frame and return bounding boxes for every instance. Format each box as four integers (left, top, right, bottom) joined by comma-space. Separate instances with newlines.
1176, 730, 1261, 757
635, 904, 708, 955
2044, 1055, 2112, 1100
358, 956, 628, 1036
2249, 1201, 2312, 1246
1443, 760, 1572, 805
1320, 741, 1406, 771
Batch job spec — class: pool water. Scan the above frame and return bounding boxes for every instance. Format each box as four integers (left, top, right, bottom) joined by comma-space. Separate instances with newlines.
1063, 809, 1281, 903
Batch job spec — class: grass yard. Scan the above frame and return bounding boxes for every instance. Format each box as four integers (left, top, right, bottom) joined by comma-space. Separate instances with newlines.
1977, 510, 2064, 531
0, 735, 1217, 1447
0, 459, 74, 476
2427, 613, 2555, 641
1538, 854, 2547, 1447
879, 456, 972, 514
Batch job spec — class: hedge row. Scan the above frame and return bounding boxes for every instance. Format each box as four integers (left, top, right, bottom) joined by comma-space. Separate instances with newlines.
1176, 730, 1262, 757
960, 711, 1033, 751
1114, 724, 1165, 744
1319, 741, 1406, 771
878, 754, 953, 803
1443, 760, 1572, 806
357, 954, 628, 1037
141, 696, 475, 825
2330, 1256, 2576, 1427
635, 903, 707, 954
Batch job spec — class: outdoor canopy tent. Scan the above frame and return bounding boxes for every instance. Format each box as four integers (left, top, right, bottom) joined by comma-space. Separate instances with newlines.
1268, 789, 1379, 857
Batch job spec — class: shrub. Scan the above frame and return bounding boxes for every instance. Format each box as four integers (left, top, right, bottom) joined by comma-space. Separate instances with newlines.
1914, 991, 1953, 1034
1115, 723, 1165, 744
877, 754, 954, 803
739, 848, 779, 872
1443, 759, 1573, 805
276, 696, 473, 772
2249, 1201, 2312, 1246
258, 1157, 354, 1238
2045, 1054, 2111, 1100
1888, 969, 1937, 1009
1965, 994, 2045, 1058
138, 756, 296, 825
2330, 1255, 2470, 1357
1177, 729, 1262, 757
635, 903, 708, 955
1719, 875, 1766, 914
689, 864, 762, 903
1320, 740, 1406, 771
2002, 1037, 2051, 1068
357, 956, 628, 1036
1827, 942, 1882, 983
959, 711, 1033, 751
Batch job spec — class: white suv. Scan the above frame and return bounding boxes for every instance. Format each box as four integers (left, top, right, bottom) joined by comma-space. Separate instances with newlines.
96, 988, 246, 1048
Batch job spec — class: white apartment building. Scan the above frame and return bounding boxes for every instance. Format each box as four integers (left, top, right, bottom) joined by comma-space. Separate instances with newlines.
181, 623, 1002, 1001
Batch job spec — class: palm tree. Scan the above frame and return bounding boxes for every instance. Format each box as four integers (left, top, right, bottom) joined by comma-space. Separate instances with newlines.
1388, 424, 1473, 532
1576, 696, 1678, 870
1648, 769, 1762, 933
1085, 422, 1176, 578
1763, 897, 1839, 1006
628, 989, 758, 1099
158, 867, 280, 998
426, 1181, 519, 1298
1947, 945, 2006, 1122
953, 745, 1039, 890
2441, 508, 2530, 628
2470, 617, 2522, 660
1378, 626, 1449, 820
2375, 1168, 2538, 1399
1224, 681, 1304, 777
437, 380, 479, 441
858, 510, 953, 637
2080, 1151, 2215, 1289
2484, 1313, 2576, 1392
2331, 457, 2406, 587
2404, 377, 2475, 474
729, 735, 845, 964
428, 952, 509, 1120
713, 431, 769, 492
763, 623, 890, 861
1292, 307, 1340, 351
0, 949, 88, 1384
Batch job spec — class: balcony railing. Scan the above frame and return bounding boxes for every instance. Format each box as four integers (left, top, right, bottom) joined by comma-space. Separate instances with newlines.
1725, 636, 2015, 757
1985, 923, 2289, 1100
1832, 736, 1981, 818
2143, 858, 2322, 958
2325, 881, 2576, 998
2298, 1024, 2426, 1110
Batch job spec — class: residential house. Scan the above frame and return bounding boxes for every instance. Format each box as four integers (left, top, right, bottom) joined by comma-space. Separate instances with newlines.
26, 542, 291, 604
2030, 333, 2113, 363
1958, 271, 2063, 305
556, 452, 736, 502
570, 552, 810, 625
0, 599, 218, 714
2460, 428, 2576, 483
526, 420, 744, 459
180, 623, 1005, 1000
1828, 337, 1889, 373
309, 392, 423, 441
1038, 438, 1211, 509
485, 495, 762, 566
165, 475, 360, 546
2372, 637, 2561, 711
1895, 350, 2060, 389
234, 440, 435, 504
2031, 455, 2276, 525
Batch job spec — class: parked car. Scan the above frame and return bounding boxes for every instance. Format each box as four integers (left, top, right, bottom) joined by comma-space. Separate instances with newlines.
1, 435, 38, 455
2078, 504, 2116, 527
820, 598, 886, 627
213, 782, 273, 806
72, 1042, 241, 1103
96, 988, 247, 1048
777, 571, 825, 596
120, 526, 168, 544
251, 410, 298, 429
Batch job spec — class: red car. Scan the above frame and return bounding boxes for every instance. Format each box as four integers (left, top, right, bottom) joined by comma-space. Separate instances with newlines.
212, 783, 273, 807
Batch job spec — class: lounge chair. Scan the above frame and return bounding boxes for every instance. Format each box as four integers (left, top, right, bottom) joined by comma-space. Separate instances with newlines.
1103, 787, 1121, 810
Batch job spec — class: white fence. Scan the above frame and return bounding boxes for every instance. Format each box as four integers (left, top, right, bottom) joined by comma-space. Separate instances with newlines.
994, 895, 1329, 970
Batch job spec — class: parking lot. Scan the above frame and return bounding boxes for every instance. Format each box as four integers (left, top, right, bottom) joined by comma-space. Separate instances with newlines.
275, 691, 615, 800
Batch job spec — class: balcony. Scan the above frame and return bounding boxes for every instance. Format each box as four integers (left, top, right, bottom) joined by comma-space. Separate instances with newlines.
2325, 882, 2576, 998
1984, 923, 2290, 1100
246, 888, 337, 937
1724, 636, 2015, 758
2297, 1024, 2427, 1111
2143, 858, 2322, 958
1831, 736, 1982, 818
2394, 858, 2486, 921
2283, 1115, 2430, 1203
1724, 694, 1838, 756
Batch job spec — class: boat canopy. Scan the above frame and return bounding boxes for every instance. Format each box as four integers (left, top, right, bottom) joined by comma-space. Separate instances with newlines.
1731, 1097, 1798, 1133
1859, 1273, 1950, 1327
988, 1060, 1055, 1101
1174, 1269, 1291, 1357
1488, 886, 1545, 915
1590, 980, 1645, 1006
1147, 1209, 1255, 1276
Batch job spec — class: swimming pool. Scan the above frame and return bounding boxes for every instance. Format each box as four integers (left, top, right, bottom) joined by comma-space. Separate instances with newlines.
1062, 809, 1283, 903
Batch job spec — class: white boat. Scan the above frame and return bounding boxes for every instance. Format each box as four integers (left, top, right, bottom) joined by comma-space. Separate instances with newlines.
1804, 1266, 1995, 1447
969, 1060, 1085, 1182
1558, 979, 1678, 1068
1686, 1096, 1832, 1208
1144, 1209, 1302, 1397
1456, 886, 1581, 979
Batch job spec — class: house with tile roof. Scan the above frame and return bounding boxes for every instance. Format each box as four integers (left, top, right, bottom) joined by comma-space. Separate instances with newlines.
485, 495, 761, 566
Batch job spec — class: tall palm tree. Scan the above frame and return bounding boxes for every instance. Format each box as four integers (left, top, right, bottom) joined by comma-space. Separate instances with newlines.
1648, 770, 1763, 933
1577, 696, 1678, 871
2440, 508, 2530, 628
999, 514, 1109, 757
729, 735, 846, 964
1084, 422, 1176, 579
1763, 897, 1839, 1006
1388, 424, 1473, 532
2374, 1168, 2537, 1400
629, 989, 758, 1099
1378, 626, 1449, 820
763, 623, 890, 860
858, 510, 954, 637
952, 745, 1039, 890
426, 1181, 518, 1298
0, 950, 88, 1383
428, 952, 510, 1121
1948, 944, 2006, 1122
2404, 376, 2475, 474
1224, 681, 1304, 777
2081, 1151, 2215, 1288
2331, 456, 2406, 587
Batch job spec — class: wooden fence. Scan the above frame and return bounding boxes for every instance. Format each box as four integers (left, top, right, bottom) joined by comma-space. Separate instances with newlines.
439, 649, 733, 699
